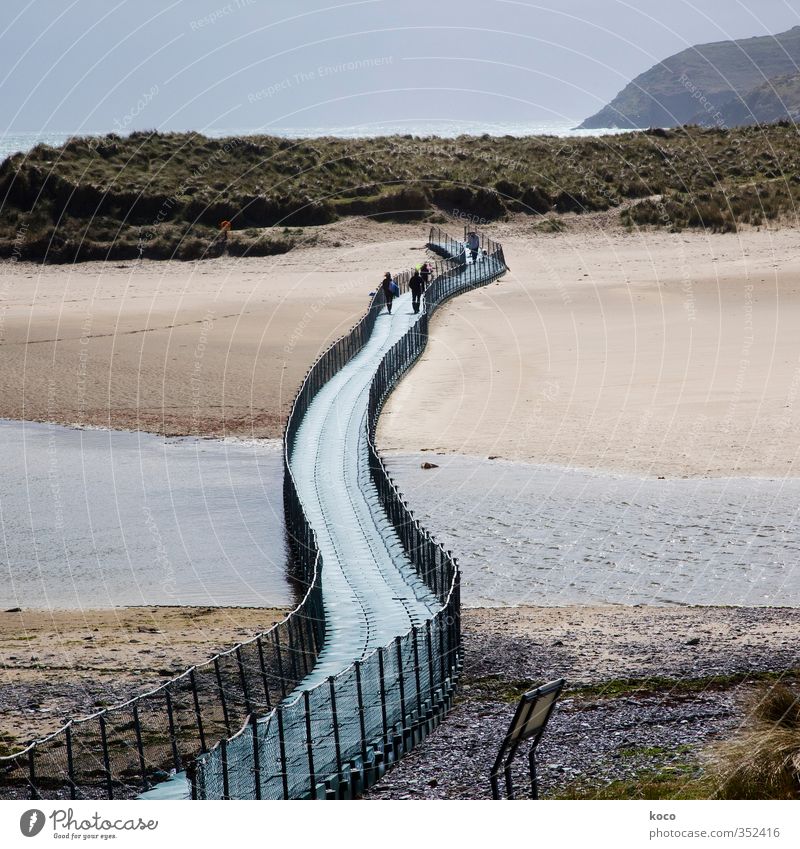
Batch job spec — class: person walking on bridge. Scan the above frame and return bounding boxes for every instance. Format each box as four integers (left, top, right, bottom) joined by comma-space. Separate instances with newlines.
381, 271, 398, 314
409, 268, 425, 314
467, 231, 480, 264
420, 261, 432, 287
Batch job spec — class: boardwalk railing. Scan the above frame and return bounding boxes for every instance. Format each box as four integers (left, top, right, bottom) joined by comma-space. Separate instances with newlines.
189, 228, 507, 799
0, 572, 322, 799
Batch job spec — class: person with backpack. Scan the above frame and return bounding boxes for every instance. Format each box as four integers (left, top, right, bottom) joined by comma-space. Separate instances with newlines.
381, 272, 398, 314
409, 268, 425, 313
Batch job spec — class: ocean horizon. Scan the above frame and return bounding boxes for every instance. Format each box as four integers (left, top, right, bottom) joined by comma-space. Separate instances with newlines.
0, 120, 632, 161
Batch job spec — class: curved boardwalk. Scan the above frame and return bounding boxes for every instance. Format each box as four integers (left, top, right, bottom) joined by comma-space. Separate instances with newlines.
0, 231, 504, 803
291, 291, 439, 684
188, 234, 507, 799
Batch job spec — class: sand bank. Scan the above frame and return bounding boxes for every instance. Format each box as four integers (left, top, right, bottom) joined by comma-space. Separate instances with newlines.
0, 606, 286, 746
379, 227, 800, 478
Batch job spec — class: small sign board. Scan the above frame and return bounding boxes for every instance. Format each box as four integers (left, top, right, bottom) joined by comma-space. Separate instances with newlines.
490, 678, 565, 800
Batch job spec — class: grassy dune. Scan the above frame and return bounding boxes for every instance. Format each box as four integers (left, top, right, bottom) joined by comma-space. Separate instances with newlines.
2, 124, 800, 262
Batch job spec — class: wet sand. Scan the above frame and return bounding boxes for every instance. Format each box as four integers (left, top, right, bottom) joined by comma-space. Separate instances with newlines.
383, 452, 800, 607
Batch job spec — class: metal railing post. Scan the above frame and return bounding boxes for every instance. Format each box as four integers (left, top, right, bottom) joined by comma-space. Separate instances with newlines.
412, 628, 423, 717
273, 631, 287, 699
256, 637, 272, 711
296, 616, 309, 677
190, 669, 207, 753
132, 702, 148, 789
251, 715, 262, 801
329, 676, 343, 783
221, 738, 230, 800
214, 657, 232, 735
236, 647, 252, 716
426, 606, 435, 702
396, 638, 407, 722
303, 690, 316, 799
287, 622, 300, 683
276, 705, 289, 800
378, 647, 389, 747
355, 660, 368, 763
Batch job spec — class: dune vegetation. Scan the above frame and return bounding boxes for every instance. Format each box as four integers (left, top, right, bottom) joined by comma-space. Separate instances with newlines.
2, 123, 800, 262
712, 684, 800, 800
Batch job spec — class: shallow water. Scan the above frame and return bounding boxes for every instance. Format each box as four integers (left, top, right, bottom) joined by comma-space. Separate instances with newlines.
0, 421, 292, 609
5, 420, 795, 611
386, 453, 800, 607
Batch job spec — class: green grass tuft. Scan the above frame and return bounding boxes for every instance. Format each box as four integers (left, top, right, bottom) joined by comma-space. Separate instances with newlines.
711, 684, 800, 799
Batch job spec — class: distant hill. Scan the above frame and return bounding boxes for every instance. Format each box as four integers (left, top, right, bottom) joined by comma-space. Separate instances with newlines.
580, 26, 800, 129
693, 72, 800, 126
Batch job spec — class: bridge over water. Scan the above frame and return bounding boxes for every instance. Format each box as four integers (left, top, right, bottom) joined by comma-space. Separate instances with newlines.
189, 230, 507, 799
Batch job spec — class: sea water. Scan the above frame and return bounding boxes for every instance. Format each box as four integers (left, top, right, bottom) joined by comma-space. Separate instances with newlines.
387, 453, 800, 608
0, 121, 632, 161
0, 420, 292, 610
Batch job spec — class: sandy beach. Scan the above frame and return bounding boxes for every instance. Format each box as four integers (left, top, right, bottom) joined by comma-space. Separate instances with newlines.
380, 224, 800, 478
0, 223, 425, 438
6, 218, 800, 476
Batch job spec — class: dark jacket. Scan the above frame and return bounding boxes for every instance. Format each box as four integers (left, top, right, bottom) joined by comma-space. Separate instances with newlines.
409, 271, 425, 295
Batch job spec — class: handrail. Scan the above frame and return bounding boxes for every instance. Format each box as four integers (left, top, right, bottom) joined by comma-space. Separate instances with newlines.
0, 559, 323, 798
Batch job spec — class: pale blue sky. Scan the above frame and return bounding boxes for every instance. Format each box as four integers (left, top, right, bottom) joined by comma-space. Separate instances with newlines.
2, 0, 800, 132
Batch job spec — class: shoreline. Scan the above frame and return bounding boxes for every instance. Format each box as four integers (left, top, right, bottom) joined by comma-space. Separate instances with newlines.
390, 446, 800, 482
0, 416, 286, 443
6, 223, 800, 473
3, 604, 795, 744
